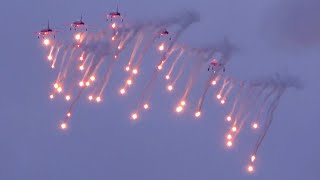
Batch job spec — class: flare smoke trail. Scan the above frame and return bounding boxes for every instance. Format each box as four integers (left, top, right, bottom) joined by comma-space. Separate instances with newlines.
218, 73, 302, 171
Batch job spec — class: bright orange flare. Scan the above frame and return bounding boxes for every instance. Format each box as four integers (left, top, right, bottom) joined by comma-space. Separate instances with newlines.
43, 39, 50, 46
176, 106, 183, 113
227, 141, 233, 147
75, 33, 81, 41
217, 94, 222, 99
227, 134, 232, 140
131, 113, 138, 120
88, 95, 93, 101
79, 81, 84, 87
132, 69, 138, 75
232, 126, 237, 132
157, 65, 162, 70
79, 56, 84, 61
60, 123, 67, 130
195, 111, 201, 118
67, 112, 71, 117
65, 95, 71, 101
211, 80, 217, 85
85, 81, 90, 87
251, 155, 256, 162
96, 96, 101, 102
180, 101, 186, 106
221, 99, 225, 104
165, 75, 170, 80
57, 87, 62, 93
120, 88, 126, 95
90, 76, 96, 81
47, 55, 53, 61
54, 83, 59, 89
226, 116, 232, 122
125, 66, 130, 71
127, 79, 132, 85
167, 85, 173, 91
252, 122, 258, 129
247, 165, 254, 173
143, 104, 149, 110
112, 23, 116, 29
158, 44, 164, 51
79, 65, 84, 71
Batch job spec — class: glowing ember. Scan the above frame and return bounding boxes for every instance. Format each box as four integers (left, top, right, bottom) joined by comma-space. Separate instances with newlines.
75, 33, 81, 40
217, 94, 222, 99
176, 106, 183, 113
227, 141, 233, 147
43, 39, 50, 46
158, 44, 164, 51
247, 165, 254, 173
195, 111, 201, 117
131, 113, 138, 120
65, 95, 71, 101
120, 88, 126, 95
252, 122, 258, 129
60, 123, 67, 130
132, 69, 138, 74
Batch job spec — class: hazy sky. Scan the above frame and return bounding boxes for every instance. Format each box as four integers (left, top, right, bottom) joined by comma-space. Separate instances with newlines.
0, 0, 319, 179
